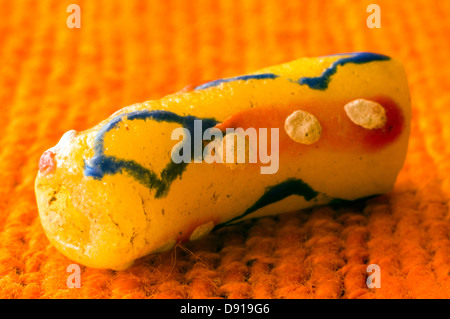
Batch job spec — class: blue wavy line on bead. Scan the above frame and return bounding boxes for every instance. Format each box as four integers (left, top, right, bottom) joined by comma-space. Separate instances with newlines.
194, 73, 279, 90
297, 52, 390, 90
84, 109, 218, 198
215, 178, 320, 228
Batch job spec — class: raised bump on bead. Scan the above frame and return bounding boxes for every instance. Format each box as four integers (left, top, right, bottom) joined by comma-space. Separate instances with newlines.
284, 110, 322, 145
344, 99, 387, 130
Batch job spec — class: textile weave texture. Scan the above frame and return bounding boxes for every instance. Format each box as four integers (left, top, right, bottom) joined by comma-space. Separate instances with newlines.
0, 0, 449, 299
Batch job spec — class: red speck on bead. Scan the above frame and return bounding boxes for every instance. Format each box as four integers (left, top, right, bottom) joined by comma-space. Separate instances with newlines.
39, 150, 56, 174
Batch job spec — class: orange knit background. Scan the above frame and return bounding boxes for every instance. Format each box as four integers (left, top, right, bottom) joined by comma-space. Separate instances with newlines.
0, 0, 449, 299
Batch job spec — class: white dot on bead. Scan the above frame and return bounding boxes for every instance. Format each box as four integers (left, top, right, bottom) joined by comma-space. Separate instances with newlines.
344, 99, 387, 130
284, 110, 322, 145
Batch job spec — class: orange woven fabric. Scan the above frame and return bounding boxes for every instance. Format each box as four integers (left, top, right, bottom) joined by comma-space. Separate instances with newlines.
0, 0, 449, 299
